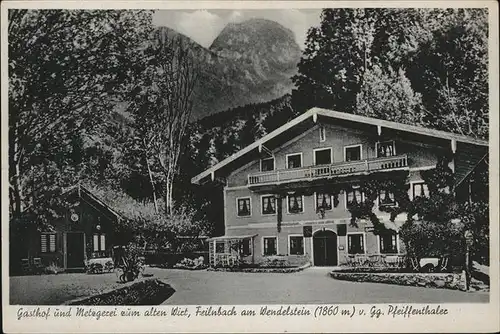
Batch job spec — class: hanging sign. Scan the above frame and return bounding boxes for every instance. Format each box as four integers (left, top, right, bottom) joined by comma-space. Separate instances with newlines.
337, 224, 347, 236
464, 230, 474, 246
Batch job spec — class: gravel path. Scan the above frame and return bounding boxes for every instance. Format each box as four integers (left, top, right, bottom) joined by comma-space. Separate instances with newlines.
10, 272, 123, 305
156, 267, 489, 305
10, 267, 489, 305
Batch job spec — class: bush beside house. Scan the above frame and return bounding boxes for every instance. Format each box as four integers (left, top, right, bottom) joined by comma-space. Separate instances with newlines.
330, 270, 489, 292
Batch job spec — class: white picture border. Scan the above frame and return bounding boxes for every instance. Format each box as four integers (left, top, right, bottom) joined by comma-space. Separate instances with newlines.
1, 1, 499, 333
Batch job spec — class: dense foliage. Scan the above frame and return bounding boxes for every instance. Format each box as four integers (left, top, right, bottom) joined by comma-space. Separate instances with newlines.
292, 8, 488, 139
400, 160, 489, 264
8, 10, 153, 224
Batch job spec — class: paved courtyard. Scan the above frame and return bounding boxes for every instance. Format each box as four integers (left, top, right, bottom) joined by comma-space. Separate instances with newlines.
10, 267, 489, 305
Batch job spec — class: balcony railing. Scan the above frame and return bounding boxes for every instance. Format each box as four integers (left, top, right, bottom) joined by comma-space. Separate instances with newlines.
248, 154, 408, 186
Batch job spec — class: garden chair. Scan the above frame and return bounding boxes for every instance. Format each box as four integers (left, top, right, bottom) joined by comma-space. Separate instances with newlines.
439, 257, 449, 272
396, 256, 405, 269
384, 255, 399, 267
21, 258, 30, 273
355, 254, 369, 267
346, 254, 355, 267
32, 258, 44, 274
368, 254, 381, 267
410, 257, 420, 272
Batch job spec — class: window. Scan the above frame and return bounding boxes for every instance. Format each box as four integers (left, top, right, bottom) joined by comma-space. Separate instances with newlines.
287, 194, 304, 213
344, 144, 362, 161
93, 234, 106, 252
379, 233, 398, 254
41, 233, 56, 253
215, 241, 225, 253
289, 236, 304, 255
376, 141, 396, 158
240, 239, 251, 256
237, 197, 251, 217
412, 182, 429, 199
260, 157, 275, 172
261, 195, 276, 215
346, 187, 364, 209
286, 153, 302, 169
319, 126, 326, 142
348, 234, 365, 254
314, 148, 332, 165
378, 189, 396, 207
316, 192, 332, 211
263, 237, 277, 256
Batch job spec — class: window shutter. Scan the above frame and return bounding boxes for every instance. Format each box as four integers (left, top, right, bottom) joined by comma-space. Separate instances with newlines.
49, 234, 56, 252
100, 235, 106, 251
41, 235, 47, 253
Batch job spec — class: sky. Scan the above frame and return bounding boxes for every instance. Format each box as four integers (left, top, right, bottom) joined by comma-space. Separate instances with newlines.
152, 9, 322, 49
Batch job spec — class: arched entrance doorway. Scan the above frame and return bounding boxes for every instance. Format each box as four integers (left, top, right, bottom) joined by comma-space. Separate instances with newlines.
313, 230, 337, 266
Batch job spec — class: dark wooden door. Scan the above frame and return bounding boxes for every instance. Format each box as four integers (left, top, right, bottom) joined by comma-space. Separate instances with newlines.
66, 232, 85, 268
313, 230, 337, 266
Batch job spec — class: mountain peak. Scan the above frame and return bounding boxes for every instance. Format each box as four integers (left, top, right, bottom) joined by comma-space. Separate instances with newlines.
221, 18, 295, 38
146, 20, 302, 120
210, 18, 299, 55
209, 18, 301, 78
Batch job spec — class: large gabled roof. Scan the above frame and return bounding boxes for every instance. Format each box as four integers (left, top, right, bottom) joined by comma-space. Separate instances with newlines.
191, 107, 488, 185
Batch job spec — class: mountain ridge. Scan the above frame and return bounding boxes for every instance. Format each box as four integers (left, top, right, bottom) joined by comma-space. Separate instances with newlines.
154, 18, 301, 120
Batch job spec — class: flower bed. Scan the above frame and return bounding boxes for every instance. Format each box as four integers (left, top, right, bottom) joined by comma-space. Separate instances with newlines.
145, 251, 209, 268
65, 279, 175, 305
209, 263, 311, 273
173, 257, 207, 270
329, 269, 488, 291
331, 266, 413, 273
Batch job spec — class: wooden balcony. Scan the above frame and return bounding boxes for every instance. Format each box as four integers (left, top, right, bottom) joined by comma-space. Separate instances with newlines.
248, 154, 408, 186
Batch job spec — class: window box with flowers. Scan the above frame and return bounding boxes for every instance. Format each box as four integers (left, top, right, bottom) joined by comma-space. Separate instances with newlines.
261, 195, 277, 215
287, 194, 304, 214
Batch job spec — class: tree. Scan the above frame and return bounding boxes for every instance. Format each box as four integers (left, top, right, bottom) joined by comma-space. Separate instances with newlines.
292, 9, 379, 113
355, 65, 425, 124
370, 9, 433, 69
292, 8, 488, 140
407, 9, 488, 138
127, 27, 199, 215
8, 10, 153, 219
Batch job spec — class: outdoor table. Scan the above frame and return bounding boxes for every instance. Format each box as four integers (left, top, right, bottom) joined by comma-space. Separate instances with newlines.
385, 255, 400, 266
419, 257, 439, 268
86, 257, 114, 273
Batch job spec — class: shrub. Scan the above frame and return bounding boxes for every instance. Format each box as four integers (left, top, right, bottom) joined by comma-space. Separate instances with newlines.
44, 263, 64, 275
261, 256, 288, 268
115, 243, 145, 283
173, 256, 207, 270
